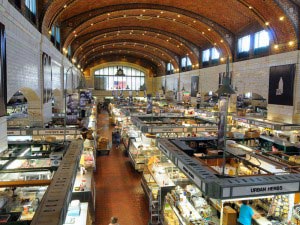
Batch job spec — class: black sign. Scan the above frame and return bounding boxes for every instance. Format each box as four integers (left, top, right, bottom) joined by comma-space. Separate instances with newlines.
268, 64, 295, 106
191, 76, 199, 97
42, 53, 52, 103
0, 23, 6, 117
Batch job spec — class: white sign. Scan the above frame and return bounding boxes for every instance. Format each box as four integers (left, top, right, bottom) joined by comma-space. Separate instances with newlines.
252, 121, 274, 129
151, 127, 184, 133
231, 182, 299, 197
178, 161, 202, 190
7, 130, 21, 135
37, 129, 78, 135
283, 126, 300, 131
161, 113, 182, 117
195, 127, 218, 132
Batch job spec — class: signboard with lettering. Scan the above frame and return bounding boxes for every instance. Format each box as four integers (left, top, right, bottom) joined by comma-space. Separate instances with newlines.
150, 127, 184, 133
7, 130, 21, 135
32, 129, 78, 135
283, 126, 300, 131
231, 182, 299, 197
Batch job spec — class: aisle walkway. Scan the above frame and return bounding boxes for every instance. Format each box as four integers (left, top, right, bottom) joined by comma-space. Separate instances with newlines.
94, 112, 150, 225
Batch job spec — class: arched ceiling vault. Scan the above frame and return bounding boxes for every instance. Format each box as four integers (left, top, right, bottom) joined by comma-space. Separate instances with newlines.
84, 54, 163, 76
41, 0, 299, 76
76, 40, 181, 69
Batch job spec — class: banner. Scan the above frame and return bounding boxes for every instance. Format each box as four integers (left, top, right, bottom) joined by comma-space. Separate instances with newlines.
42, 53, 52, 103
146, 94, 152, 114
268, 64, 295, 106
191, 76, 199, 97
217, 97, 227, 148
0, 23, 6, 117
66, 93, 79, 124
79, 90, 92, 107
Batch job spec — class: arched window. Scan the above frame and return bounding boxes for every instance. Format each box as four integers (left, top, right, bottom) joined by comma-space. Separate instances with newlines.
167, 63, 174, 74
94, 66, 145, 91
181, 56, 192, 71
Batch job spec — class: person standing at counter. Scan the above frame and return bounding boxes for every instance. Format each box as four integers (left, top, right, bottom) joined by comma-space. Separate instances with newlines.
238, 200, 260, 225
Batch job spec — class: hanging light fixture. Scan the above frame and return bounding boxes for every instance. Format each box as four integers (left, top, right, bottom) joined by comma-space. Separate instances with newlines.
215, 57, 235, 96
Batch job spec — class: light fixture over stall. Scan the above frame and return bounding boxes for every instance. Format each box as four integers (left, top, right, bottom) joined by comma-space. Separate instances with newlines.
215, 57, 235, 176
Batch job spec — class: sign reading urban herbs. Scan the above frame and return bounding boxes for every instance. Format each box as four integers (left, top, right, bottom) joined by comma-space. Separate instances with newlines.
268, 64, 295, 106
0, 23, 7, 117
231, 182, 299, 197
42, 52, 52, 103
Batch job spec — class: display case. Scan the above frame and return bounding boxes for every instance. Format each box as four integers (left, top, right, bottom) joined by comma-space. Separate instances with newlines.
0, 186, 47, 222
163, 185, 216, 225
128, 135, 159, 171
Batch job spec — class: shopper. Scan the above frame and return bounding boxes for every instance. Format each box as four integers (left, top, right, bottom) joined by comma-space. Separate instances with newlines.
114, 131, 121, 149
238, 200, 260, 225
109, 216, 120, 225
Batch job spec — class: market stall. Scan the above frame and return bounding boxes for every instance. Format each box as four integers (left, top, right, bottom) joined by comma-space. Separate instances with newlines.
156, 139, 300, 225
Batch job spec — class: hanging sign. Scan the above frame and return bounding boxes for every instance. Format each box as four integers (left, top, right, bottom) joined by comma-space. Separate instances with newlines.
231, 182, 300, 197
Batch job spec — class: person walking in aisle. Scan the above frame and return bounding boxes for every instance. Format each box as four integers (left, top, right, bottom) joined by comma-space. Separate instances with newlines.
109, 216, 120, 225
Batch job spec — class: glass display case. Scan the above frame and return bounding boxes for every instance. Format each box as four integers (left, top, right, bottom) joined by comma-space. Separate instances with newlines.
0, 186, 47, 222
128, 136, 159, 172
163, 185, 216, 225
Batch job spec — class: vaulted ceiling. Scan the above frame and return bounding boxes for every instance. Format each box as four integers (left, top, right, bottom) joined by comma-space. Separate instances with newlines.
40, 0, 299, 76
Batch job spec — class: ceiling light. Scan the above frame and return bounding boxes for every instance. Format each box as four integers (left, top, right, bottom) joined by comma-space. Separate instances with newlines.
107, 13, 110, 16
220, 57, 224, 61
265, 22, 269, 26
208, 28, 211, 31
81, 69, 83, 72
123, 15, 126, 17
220, 40, 224, 43
193, 20, 196, 23
75, 34, 78, 37
157, 15, 160, 18
77, 65, 81, 69
202, 32, 205, 34
91, 23, 94, 26
143, 9, 146, 12
249, 6, 252, 9
288, 41, 294, 46
177, 15, 180, 18
48, 30, 52, 35
64, 4, 67, 8
160, 11, 164, 14
173, 18, 176, 21
279, 16, 284, 21
274, 44, 279, 49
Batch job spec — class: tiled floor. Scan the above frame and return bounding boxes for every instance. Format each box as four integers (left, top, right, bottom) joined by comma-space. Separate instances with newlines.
94, 112, 150, 225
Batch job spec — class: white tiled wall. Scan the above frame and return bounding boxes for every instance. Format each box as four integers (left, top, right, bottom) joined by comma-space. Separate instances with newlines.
155, 51, 300, 122
0, 1, 80, 130
0, 116, 7, 153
